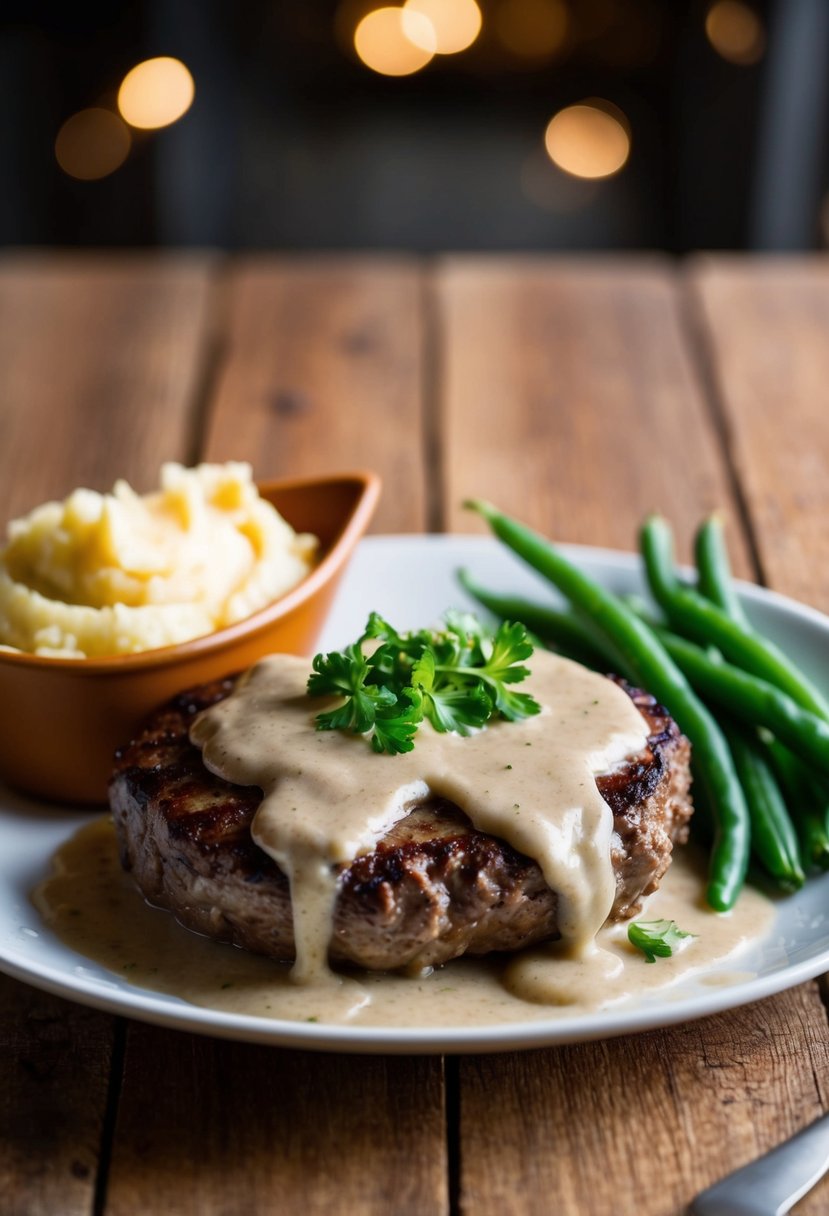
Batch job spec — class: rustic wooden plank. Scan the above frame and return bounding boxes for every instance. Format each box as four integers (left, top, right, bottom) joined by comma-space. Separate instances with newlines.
0, 251, 214, 520
438, 258, 751, 571
438, 257, 829, 1216
0, 975, 117, 1216
104, 255, 447, 1216
105, 1028, 445, 1216
688, 256, 829, 614
0, 253, 214, 1214
201, 257, 428, 533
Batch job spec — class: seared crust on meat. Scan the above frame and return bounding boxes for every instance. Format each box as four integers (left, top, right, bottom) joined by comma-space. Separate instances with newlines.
109, 676, 692, 972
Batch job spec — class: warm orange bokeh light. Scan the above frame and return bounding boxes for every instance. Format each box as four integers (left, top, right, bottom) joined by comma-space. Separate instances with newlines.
544, 102, 630, 180
118, 57, 195, 129
55, 109, 131, 181
495, 0, 568, 59
354, 7, 435, 75
705, 1, 765, 66
403, 0, 482, 55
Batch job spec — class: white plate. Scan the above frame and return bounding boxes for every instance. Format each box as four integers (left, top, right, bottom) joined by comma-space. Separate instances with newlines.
1, 536, 828, 1054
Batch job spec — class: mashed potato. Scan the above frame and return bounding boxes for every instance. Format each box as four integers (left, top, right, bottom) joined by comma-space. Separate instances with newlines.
0, 463, 317, 658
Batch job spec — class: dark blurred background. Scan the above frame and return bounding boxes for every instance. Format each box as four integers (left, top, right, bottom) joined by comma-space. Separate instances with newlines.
3, 0, 829, 252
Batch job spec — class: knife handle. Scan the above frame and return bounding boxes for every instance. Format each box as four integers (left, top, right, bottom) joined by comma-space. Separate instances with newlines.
691, 1111, 829, 1216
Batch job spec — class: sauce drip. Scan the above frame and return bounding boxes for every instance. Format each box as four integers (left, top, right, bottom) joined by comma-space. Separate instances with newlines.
189, 650, 651, 990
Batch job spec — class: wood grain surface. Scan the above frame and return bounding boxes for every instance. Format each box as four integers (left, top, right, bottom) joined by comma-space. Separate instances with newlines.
0, 252, 213, 521
689, 256, 829, 613
0, 253, 827, 1216
202, 257, 428, 533
0, 975, 116, 1216
438, 258, 749, 570
104, 1029, 445, 1216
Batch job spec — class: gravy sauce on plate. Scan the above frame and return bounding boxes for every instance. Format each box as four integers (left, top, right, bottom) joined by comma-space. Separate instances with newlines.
34, 819, 774, 1026
34, 647, 775, 1025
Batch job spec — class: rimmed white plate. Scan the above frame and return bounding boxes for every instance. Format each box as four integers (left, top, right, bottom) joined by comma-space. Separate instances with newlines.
1, 535, 827, 1054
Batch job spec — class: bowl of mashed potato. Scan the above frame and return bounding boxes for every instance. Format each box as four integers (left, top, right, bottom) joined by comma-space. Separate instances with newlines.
0, 463, 380, 803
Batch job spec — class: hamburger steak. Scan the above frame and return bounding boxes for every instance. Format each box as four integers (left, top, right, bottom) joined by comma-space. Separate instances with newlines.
109, 675, 693, 972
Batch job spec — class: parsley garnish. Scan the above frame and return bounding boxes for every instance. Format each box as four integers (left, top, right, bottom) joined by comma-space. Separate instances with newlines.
307, 612, 541, 754
627, 919, 695, 963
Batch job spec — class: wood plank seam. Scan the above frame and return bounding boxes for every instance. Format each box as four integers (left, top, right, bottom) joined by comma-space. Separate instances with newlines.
445, 1054, 462, 1216
91, 1018, 128, 1216
422, 261, 448, 535
679, 265, 769, 587
183, 258, 230, 468
684, 256, 829, 617
199, 256, 429, 533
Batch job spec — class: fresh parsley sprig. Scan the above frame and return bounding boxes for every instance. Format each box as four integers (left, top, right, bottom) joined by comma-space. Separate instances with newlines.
627, 918, 695, 963
307, 612, 541, 754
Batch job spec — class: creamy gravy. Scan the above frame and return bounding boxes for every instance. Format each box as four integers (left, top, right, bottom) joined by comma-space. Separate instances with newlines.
189, 649, 650, 998
31, 647, 778, 1025
33, 819, 776, 1026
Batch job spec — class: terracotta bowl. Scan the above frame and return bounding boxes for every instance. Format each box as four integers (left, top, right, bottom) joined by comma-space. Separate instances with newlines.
0, 471, 380, 805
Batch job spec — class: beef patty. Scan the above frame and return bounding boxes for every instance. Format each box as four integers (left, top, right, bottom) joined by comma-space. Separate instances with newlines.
109, 675, 693, 972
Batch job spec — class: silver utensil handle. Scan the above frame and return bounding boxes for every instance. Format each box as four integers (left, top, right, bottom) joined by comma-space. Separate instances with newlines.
691, 1112, 829, 1216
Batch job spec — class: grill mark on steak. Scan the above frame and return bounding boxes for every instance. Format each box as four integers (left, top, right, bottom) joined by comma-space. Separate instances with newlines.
109, 674, 693, 972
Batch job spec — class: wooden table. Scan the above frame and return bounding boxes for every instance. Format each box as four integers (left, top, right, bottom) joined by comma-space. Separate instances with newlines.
1, 252, 828, 1216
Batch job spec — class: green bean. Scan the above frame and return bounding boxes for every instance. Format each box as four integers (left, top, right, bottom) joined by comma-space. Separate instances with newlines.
721, 723, 804, 890
465, 499, 750, 911
625, 587, 829, 868
655, 630, 829, 775
794, 801, 829, 870
642, 515, 829, 722
693, 517, 812, 882
694, 515, 750, 628
766, 740, 829, 870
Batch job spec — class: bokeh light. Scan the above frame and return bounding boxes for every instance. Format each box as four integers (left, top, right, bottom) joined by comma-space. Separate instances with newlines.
403, 0, 482, 55
54, 109, 131, 181
354, 7, 436, 75
495, 0, 568, 60
705, 1, 765, 66
544, 101, 630, 180
117, 57, 195, 130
